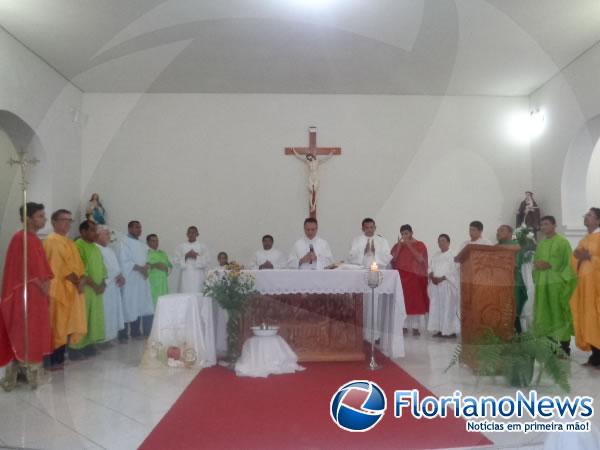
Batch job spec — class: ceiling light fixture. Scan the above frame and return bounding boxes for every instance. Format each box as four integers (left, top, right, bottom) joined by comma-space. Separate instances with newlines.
289, 0, 335, 9
529, 108, 545, 139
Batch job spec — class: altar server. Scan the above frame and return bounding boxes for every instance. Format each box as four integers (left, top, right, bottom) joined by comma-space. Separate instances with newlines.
570, 207, 600, 367
174, 226, 210, 293
251, 235, 286, 269
532, 216, 575, 355
96, 226, 125, 342
427, 234, 460, 337
118, 220, 154, 339
391, 224, 429, 336
43, 209, 87, 369
69, 220, 107, 358
147, 233, 172, 307
457, 220, 493, 253
0, 203, 53, 390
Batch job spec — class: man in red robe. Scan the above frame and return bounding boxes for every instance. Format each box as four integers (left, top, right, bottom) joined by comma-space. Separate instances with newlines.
391, 224, 429, 336
0, 202, 53, 391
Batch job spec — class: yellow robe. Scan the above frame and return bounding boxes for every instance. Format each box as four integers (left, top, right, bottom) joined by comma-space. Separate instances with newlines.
43, 233, 87, 349
570, 231, 600, 352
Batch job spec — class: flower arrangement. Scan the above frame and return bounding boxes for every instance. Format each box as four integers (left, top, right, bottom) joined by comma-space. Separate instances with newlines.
203, 263, 257, 362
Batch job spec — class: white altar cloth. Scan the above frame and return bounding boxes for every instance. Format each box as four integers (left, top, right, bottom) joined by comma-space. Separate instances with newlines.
244, 269, 406, 358
144, 293, 216, 368
235, 334, 304, 377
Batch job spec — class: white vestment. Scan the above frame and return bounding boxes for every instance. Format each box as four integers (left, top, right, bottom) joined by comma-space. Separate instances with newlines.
118, 236, 154, 322
174, 241, 210, 293
97, 244, 125, 340
348, 234, 392, 268
250, 248, 286, 269
458, 237, 493, 252
288, 236, 334, 270
427, 249, 460, 336
348, 234, 392, 340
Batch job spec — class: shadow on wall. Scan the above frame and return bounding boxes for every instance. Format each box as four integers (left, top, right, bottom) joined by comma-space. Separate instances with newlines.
0, 110, 44, 275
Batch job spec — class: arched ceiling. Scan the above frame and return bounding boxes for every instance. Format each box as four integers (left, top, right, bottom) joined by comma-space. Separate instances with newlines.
1, 0, 599, 95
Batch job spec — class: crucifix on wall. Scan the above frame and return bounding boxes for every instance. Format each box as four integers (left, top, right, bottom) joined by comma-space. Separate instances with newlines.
285, 127, 342, 219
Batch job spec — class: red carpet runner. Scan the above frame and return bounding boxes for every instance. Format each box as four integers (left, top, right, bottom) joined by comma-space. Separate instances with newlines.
141, 352, 492, 450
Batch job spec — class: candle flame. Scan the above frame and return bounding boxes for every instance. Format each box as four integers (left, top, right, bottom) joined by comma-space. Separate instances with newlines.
370, 261, 378, 271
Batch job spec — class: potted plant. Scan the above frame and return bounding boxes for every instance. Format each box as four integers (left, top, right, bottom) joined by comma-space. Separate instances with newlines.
446, 329, 571, 391
202, 263, 257, 363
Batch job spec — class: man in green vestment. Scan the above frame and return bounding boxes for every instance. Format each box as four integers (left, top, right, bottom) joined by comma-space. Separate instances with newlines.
69, 220, 107, 359
146, 234, 172, 307
497, 225, 528, 333
533, 215, 576, 355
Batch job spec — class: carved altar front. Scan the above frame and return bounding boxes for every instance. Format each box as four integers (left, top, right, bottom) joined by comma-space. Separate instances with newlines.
242, 293, 364, 362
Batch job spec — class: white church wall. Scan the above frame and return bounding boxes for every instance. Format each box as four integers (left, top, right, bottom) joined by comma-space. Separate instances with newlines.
529, 42, 600, 236
0, 27, 83, 270
82, 93, 531, 287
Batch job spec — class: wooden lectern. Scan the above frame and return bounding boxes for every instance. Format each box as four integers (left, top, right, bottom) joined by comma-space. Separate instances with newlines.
455, 244, 519, 367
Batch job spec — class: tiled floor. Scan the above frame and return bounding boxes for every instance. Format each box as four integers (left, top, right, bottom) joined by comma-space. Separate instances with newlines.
0, 341, 198, 450
0, 336, 598, 450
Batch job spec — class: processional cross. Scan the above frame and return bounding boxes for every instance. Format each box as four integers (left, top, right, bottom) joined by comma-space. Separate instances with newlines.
285, 127, 342, 219
8, 149, 39, 367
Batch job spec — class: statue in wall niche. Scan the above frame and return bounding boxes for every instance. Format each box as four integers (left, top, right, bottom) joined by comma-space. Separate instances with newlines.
516, 191, 541, 232
85, 193, 106, 225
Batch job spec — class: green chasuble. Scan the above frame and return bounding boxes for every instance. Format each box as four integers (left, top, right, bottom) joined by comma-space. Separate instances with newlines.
533, 234, 576, 341
499, 239, 528, 332
148, 249, 172, 307
70, 239, 107, 348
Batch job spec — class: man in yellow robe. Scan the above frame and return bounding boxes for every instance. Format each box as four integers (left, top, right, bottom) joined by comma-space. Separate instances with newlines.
43, 209, 87, 369
570, 207, 600, 367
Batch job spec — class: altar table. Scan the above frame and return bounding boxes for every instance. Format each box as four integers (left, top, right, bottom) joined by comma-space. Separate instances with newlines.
241, 269, 406, 362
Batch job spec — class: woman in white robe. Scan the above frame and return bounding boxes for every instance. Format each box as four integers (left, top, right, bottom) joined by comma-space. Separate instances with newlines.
427, 234, 460, 337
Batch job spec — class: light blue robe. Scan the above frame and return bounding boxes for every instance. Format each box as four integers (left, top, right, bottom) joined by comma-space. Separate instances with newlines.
118, 236, 154, 322
97, 244, 125, 340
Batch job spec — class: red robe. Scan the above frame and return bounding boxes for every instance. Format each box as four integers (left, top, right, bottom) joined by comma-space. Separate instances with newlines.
391, 240, 429, 315
0, 230, 53, 366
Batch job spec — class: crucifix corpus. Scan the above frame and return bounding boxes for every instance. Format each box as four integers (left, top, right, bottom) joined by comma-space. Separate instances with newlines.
285, 127, 342, 219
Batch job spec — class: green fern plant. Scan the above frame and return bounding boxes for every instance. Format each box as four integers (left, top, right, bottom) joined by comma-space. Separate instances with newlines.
446, 329, 571, 392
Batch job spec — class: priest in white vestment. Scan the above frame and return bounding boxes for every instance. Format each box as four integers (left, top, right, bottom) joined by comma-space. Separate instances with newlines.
96, 226, 125, 342
348, 218, 392, 268
348, 218, 392, 342
288, 218, 334, 270
427, 234, 460, 337
117, 221, 154, 339
174, 226, 210, 293
251, 235, 286, 269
